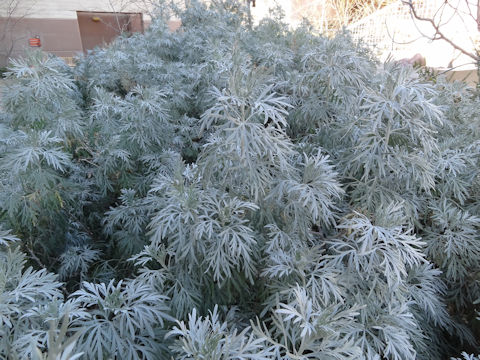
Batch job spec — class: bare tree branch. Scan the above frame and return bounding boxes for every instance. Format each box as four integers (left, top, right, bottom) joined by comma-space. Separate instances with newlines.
477, 0, 480, 29
402, 0, 479, 61
0, 0, 37, 65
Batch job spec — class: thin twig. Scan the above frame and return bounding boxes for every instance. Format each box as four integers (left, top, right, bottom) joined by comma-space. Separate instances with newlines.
26, 239, 69, 295
402, 0, 479, 61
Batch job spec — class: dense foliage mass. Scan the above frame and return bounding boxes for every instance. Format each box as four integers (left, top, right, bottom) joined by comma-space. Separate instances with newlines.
1, 1, 480, 358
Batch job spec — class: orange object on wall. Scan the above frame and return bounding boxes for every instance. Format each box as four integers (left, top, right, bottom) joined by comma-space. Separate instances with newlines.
29, 37, 41, 47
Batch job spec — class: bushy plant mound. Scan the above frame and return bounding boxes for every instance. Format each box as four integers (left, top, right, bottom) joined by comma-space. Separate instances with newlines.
0, 1, 479, 359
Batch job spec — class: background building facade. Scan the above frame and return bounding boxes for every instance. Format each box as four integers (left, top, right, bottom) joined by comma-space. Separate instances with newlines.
0, 0, 179, 66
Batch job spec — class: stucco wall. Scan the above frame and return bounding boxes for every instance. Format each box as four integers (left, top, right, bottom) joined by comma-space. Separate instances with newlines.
0, 0, 162, 66
0, 0, 154, 21
0, 17, 83, 65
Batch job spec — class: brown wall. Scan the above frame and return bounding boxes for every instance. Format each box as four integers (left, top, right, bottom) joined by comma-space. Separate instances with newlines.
0, 13, 159, 66
77, 12, 143, 51
168, 19, 181, 32
0, 13, 181, 67
445, 69, 479, 86
0, 17, 83, 66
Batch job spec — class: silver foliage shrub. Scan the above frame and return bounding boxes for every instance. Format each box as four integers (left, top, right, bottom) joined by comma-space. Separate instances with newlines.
0, 0, 479, 358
